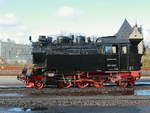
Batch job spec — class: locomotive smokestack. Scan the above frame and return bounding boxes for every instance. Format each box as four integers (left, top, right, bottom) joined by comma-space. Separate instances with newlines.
29, 36, 32, 42
87, 37, 91, 43
70, 35, 74, 44
71, 35, 74, 40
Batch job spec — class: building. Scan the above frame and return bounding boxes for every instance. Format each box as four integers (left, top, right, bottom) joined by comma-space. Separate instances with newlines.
115, 19, 145, 54
0, 40, 32, 63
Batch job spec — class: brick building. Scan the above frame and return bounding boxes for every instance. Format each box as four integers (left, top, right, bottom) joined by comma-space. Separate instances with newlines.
0, 40, 32, 63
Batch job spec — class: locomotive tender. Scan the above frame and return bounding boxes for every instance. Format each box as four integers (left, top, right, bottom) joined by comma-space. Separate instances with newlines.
20, 19, 145, 89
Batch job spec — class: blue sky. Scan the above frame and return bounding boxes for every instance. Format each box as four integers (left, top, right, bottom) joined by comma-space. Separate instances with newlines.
0, 0, 150, 44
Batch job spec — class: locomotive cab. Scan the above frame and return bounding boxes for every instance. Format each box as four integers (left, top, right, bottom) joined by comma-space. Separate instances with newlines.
101, 36, 130, 71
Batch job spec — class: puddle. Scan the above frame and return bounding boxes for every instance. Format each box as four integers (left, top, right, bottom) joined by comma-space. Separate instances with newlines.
134, 90, 150, 96
0, 93, 24, 96
8, 108, 31, 112
110, 89, 150, 96
0, 107, 48, 112
0, 85, 25, 88
135, 82, 150, 85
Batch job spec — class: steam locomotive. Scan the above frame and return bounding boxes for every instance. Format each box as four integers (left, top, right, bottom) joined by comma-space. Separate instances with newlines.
19, 19, 145, 89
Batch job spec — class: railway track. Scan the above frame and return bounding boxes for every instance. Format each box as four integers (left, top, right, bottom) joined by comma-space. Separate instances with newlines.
1, 85, 150, 108
0, 76, 150, 111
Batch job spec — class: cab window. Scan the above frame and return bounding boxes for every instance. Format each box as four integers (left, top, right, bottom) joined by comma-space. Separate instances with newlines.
104, 46, 112, 54
104, 45, 117, 55
121, 46, 127, 54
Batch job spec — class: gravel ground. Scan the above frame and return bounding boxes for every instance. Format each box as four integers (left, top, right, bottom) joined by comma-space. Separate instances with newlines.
0, 86, 150, 108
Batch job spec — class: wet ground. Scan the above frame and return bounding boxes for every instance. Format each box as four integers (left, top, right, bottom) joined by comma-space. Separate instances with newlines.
1, 76, 150, 113
1, 106, 150, 113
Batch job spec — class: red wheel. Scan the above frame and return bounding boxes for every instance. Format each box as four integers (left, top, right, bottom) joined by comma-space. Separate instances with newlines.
23, 76, 32, 84
77, 81, 89, 88
58, 75, 72, 88
25, 82, 34, 88
119, 81, 128, 88
58, 81, 72, 88
35, 81, 44, 89
128, 82, 134, 87
94, 82, 104, 88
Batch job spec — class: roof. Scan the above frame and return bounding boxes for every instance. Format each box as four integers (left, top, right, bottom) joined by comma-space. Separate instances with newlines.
101, 36, 130, 44
115, 19, 132, 39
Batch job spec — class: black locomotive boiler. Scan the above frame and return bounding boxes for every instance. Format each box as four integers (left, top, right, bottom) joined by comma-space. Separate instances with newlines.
19, 19, 145, 89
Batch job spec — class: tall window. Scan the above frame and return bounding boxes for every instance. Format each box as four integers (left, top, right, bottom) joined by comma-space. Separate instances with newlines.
121, 46, 127, 54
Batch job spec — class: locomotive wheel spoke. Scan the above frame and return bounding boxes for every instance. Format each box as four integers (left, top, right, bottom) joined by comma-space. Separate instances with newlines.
35, 81, 44, 89
77, 81, 89, 88
25, 82, 34, 88
128, 82, 134, 87
58, 81, 72, 88
63, 82, 71, 88
58, 76, 72, 88
24, 78, 29, 85
119, 81, 128, 88
94, 82, 104, 88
